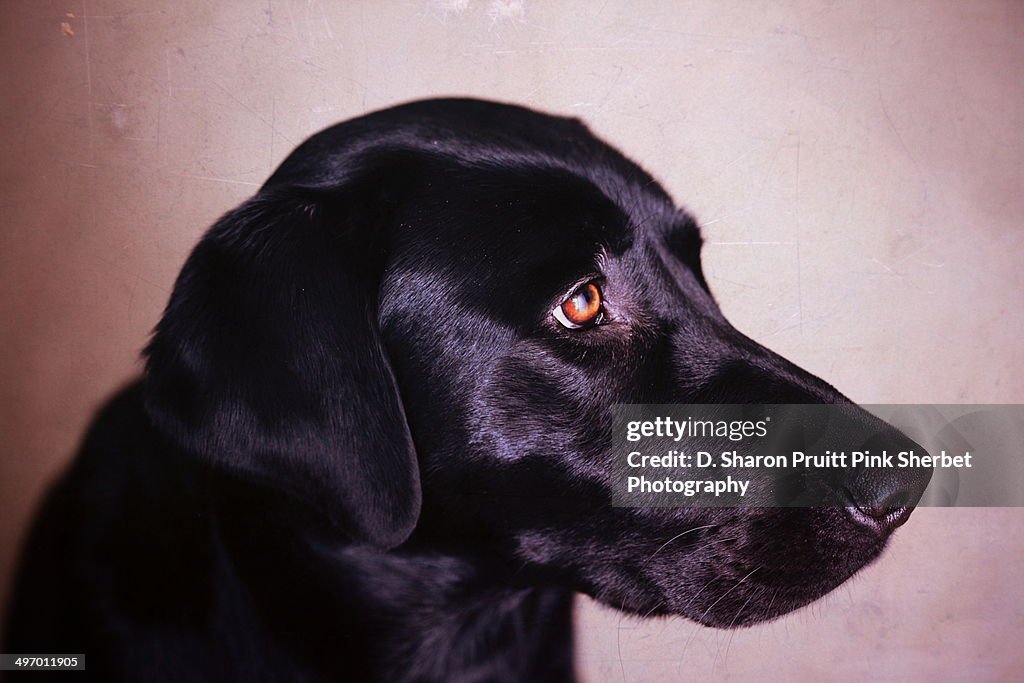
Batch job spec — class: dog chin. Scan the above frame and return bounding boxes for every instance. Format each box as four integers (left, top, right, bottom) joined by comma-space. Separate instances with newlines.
597, 544, 889, 629
673, 553, 887, 629
676, 585, 842, 629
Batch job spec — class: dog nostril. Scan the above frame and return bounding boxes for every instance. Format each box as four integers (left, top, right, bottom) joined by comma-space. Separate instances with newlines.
845, 484, 915, 536
847, 503, 913, 536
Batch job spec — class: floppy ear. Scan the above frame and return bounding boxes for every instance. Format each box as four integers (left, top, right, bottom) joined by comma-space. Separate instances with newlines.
143, 185, 420, 548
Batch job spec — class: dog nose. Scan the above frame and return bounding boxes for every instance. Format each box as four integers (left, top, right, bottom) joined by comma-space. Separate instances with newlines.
842, 432, 932, 538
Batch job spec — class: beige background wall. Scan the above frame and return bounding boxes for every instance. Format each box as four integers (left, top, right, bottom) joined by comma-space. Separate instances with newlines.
2, 1, 1022, 680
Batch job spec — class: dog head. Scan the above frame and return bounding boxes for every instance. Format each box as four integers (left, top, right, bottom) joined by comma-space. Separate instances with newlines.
144, 98, 931, 627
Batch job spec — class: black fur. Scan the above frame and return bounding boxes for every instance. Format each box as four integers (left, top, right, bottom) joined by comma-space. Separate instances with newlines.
5, 98, 930, 682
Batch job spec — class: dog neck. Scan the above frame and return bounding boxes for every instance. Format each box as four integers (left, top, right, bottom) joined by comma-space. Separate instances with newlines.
334, 545, 576, 682
211, 483, 576, 681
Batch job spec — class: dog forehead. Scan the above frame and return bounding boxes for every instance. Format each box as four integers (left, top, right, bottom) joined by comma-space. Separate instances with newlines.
386, 138, 702, 276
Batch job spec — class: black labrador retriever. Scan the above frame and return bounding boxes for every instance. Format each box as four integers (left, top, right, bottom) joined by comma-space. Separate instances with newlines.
5, 98, 931, 681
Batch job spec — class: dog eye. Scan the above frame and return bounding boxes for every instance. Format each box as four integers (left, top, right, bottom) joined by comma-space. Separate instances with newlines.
553, 281, 604, 329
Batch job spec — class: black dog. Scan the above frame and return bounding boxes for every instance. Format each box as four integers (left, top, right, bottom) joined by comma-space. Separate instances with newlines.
5, 99, 930, 681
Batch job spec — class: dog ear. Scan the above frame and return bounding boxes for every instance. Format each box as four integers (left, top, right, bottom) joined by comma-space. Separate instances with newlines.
143, 184, 420, 549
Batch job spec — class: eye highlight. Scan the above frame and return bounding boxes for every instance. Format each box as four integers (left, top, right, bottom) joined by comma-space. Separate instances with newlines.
553, 281, 605, 329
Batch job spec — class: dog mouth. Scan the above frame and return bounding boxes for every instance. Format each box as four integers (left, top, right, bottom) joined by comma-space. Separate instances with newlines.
600, 506, 900, 628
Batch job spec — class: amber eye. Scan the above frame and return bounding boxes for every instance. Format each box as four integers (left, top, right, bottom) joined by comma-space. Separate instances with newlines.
553, 281, 604, 329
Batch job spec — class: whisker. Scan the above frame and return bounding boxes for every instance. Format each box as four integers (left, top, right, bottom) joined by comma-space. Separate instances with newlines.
718, 586, 760, 666
641, 524, 718, 566
679, 567, 761, 663
697, 566, 761, 623
640, 600, 666, 620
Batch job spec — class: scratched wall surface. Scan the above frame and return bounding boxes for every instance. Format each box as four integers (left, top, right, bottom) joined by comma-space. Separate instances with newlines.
1, 1, 1022, 680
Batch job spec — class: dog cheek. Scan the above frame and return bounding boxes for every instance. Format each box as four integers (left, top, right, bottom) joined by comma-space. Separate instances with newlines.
467, 354, 600, 465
